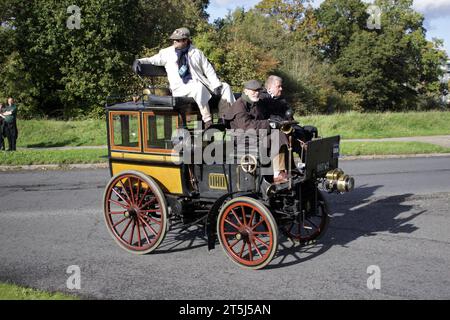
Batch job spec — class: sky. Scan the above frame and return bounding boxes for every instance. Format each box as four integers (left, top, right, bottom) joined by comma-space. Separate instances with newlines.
207, 0, 450, 56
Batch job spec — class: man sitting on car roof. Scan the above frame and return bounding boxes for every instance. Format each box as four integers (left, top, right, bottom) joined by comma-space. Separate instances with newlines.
133, 27, 235, 129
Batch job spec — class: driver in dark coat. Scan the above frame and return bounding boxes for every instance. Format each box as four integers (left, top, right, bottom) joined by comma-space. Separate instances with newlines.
224, 80, 289, 184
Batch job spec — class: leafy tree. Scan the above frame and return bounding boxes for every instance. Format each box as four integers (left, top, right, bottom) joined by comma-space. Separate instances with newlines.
319, 0, 447, 111
0, 0, 210, 118
315, 0, 368, 61
255, 0, 311, 32
194, 10, 279, 91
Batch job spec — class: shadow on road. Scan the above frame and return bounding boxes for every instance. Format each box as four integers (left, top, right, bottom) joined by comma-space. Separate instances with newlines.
150, 184, 426, 269
267, 184, 426, 269
154, 224, 208, 254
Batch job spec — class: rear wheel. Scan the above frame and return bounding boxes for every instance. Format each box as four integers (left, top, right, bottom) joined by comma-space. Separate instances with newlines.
282, 191, 329, 244
217, 197, 278, 270
103, 171, 168, 254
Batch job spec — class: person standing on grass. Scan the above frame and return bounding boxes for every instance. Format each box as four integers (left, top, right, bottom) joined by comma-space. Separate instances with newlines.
0, 102, 5, 150
0, 97, 18, 151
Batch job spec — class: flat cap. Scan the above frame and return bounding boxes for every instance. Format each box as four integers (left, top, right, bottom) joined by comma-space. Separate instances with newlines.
169, 27, 191, 40
243, 80, 262, 91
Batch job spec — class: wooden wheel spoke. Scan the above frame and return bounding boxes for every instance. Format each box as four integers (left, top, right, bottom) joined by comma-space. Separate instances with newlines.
254, 235, 270, 249
120, 218, 133, 238
112, 216, 128, 228
223, 232, 238, 236
127, 177, 135, 205
142, 209, 161, 213
137, 187, 151, 208
109, 210, 127, 215
230, 209, 243, 227
118, 180, 133, 204
305, 218, 320, 230
251, 218, 265, 231
111, 188, 129, 206
139, 216, 158, 236
229, 238, 241, 249
250, 237, 263, 259
141, 224, 151, 246
241, 206, 247, 226
248, 209, 255, 227
224, 218, 240, 231
252, 231, 270, 235
247, 242, 253, 261
136, 217, 142, 247
129, 219, 136, 245
142, 214, 162, 225
238, 241, 246, 258
140, 197, 157, 209
135, 179, 141, 204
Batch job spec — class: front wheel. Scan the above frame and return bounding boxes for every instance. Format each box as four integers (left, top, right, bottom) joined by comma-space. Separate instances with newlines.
103, 171, 168, 254
217, 197, 278, 270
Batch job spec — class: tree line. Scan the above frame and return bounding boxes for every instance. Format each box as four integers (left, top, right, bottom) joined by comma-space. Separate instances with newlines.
0, 0, 447, 119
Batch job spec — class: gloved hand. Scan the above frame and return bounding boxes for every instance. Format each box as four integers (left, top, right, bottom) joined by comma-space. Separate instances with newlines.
132, 59, 142, 75
285, 107, 294, 120
213, 85, 222, 96
268, 118, 282, 129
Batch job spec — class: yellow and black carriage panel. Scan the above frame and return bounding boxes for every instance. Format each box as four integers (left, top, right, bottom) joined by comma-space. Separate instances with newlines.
105, 100, 257, 198
106, 103, 187, 195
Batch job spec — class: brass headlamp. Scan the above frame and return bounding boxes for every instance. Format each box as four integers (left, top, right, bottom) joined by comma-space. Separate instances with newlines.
325, 168, 355, 193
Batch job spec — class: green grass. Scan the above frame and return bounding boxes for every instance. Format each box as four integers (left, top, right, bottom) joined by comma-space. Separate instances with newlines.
341, 141, 450, 156
0, 282, 79, 300
0, 141, 448, 165
0, 148, 107, 166
2, 111, 448, 165
13, 111, 450, 148
299, 110, 450, 139
17, 119, 106, 148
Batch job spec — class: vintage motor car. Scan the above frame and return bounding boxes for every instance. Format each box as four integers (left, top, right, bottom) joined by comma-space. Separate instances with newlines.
102, 63, 355, 269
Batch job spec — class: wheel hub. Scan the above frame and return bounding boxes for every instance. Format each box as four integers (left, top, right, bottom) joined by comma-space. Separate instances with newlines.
125, 208, 138, 218
237, 227, 253, 242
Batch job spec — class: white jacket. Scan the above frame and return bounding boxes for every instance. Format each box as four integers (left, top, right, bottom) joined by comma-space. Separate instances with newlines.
139, 45, 222, 92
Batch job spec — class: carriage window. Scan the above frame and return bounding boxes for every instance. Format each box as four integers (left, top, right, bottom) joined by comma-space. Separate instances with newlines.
111, 113, 140, 149
145, 113, 178, 150
184, 113, 202, 130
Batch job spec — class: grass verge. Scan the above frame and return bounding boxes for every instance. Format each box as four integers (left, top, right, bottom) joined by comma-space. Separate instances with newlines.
17, 119, 106, 148
0, 148, 107, 166
341, 141, 450, 156
0, 142, 449, 166
14, 111, 450, 148
300, 111, 450, 139
0, 282, 79, 300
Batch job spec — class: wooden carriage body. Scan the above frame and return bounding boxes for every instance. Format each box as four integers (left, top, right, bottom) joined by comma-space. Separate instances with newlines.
101, 63, 354, 269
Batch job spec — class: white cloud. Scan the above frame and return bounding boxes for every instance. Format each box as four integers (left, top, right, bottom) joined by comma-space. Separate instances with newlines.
211, 0, 249, 6
413, 0, 450, 19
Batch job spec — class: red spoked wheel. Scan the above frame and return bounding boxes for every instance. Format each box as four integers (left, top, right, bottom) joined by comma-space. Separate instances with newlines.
282, 192, 329, 245
217, 197, 278, 270
103, 171, 168, 254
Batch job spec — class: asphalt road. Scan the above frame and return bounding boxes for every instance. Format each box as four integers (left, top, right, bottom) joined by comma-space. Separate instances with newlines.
0, 156, 449, 300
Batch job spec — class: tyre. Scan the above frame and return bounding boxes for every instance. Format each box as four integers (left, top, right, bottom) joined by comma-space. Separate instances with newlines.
103, 171, 168, 254
217, 196, 278, 269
